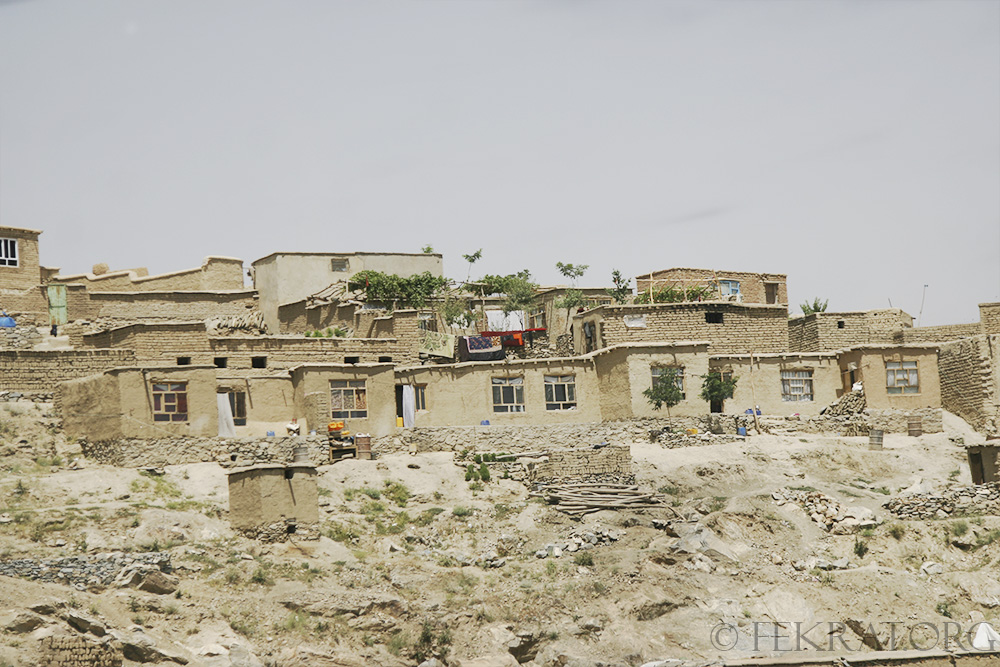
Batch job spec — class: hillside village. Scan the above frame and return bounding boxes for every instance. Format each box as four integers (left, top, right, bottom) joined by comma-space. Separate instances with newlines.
1, 223, 1000, 666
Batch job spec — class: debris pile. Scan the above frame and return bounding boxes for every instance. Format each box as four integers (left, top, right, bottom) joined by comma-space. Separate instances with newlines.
208, 310, 266, 334
821, 389, 866, 416
772, 488, 876, 534
531, 483, 662, 516
534, 526, 621, 558
883, 483, 1000, 519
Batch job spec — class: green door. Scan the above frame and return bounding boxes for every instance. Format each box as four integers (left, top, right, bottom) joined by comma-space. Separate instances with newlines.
46, 285, 67, 326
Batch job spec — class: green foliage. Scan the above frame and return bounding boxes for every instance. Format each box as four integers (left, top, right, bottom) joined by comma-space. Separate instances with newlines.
555, 261, 589, 286
478, 463, 491, 483
888, 523, 906, 540
349, 270, 449, 309
462, 249, 483, 282
421, 244, 435, 254
554, 289, 585, 311
383, 480, 412, 507
935, 601, 953, 618
452, 506, 472, 518
476, 271, 538, 314
607, 270, 631, 304
440, 296, 475, 328
951, 520, 969, 537
643, 368, 683, 412
700, 373, 738, 403
800, 297, 829, 315
853, 538, 869, 558
634, 284, 717, 304
573, 551, 594, 566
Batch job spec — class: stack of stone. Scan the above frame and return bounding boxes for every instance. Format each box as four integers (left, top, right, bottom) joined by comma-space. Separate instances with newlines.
821, 390, 866, 416
883, 483, 1000, 519
773, 488, 876, 534
534, 526, 621, 558
0, 326, 42, 350
0, 552, 171, 590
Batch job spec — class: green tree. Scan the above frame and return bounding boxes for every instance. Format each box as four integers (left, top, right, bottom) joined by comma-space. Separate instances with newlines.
556, 261, 589, 287
700, 372, 738, 410
462, 249, 483, 283
607, 270, 632, 304
643, 368, 684, 417
800, 298, 829, 315
421, 244, 435, 254
478, 270, 538, 315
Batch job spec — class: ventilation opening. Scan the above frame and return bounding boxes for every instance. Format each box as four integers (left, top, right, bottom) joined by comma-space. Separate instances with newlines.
837, 320, 845, 329
230, 454, 237, 462
251, 356, 267, 369
285, 523, 297, 534
705, 312, 724, 324
214, 357, 228, 368
345, 356, 360, 364
378, 356, 392, 363
177, 357, 191, 366
284, 469, 294, 480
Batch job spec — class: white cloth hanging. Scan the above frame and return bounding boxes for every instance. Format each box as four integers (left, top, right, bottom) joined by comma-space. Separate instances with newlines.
217, 394, 237, 438
402, 385, 416, 428
973, 622, 1000, 650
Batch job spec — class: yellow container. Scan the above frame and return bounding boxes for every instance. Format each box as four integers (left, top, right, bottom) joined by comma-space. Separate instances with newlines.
396, 417, 404, 427
686, 428, 699, 435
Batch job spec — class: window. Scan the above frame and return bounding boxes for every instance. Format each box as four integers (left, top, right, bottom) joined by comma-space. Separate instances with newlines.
544, 375, 577, 410
781, 370, 814, 401
228, 391, 247, 426
251, 356, 267, 369
331, 380, 367, 418
837, 320, 845, 329
719, 280, 740, 297
344, 356, 360, 364
706, 312, 724, 324
0, 238, 17, 267
491, 377, 524, 413
330, 257, 349, 272
415, 384, 427, 411
214, 357, 228, 369
176, 357, 191, 366
886, 361, 919, 394
418, 312, 438, 332
528, 308, 546, 330
378, 356, 392, 363
651, 366, 685, 399
152, 383, 188, 422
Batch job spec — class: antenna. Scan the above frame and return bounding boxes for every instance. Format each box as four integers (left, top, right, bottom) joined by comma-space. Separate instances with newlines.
917, 284, 928, 327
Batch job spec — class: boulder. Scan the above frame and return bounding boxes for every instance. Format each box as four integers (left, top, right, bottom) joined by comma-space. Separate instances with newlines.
2, 610, 45, 633
64, 611, 108, 636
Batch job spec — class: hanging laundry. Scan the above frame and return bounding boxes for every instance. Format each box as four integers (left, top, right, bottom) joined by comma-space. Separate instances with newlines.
419, 330, 456, 359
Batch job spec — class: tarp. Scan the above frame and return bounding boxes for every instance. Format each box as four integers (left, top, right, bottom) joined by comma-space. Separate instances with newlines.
217, 394, 237, 438
401, 385, 416, 428
973, 622, 1000, 650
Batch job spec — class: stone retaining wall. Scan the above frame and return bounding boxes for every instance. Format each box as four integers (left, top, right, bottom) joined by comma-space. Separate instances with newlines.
0, 552, 171, 590
235, 521, 320, 543
80, 435, 330, 468
767, 409, 943, 436
0, 326, 42, 350
883, 483, 1000, 519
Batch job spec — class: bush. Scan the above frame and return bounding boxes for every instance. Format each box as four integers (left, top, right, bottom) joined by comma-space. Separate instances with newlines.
853, 539, 869, 558
452, 506, 472, 518
888, 523, 906, 540
479, 463, 491, 483
573, 552, 594, 566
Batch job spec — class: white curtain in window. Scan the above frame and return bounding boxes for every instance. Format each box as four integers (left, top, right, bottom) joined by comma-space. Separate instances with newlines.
487, 310, 526, 331
217, 393, 237, 438
402, 385, 416, 428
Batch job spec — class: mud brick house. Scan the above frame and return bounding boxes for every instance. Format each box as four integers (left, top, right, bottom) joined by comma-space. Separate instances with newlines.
0, 225, 50, 322
573, 302, 789, 355
252, 251, 444, 333
837, 344, 942, 411
708, 352, 843, 417
635, 267, 787, 305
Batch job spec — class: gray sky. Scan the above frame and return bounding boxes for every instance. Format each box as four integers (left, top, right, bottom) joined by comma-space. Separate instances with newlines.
1, 0, 997, 326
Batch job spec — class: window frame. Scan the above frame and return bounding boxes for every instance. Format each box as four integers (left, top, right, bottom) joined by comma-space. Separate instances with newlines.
886, 360, 919, 395
780, 370, 814, 402
651, 366, 685, 400
491, 377, 525, 413
528, 307, 546, 330
544, 374, 577, 411
414, 384, 427, 411
227, 390, 247, 426
0, 238, 18, 267
151, 382, 188, 423
719, 280, 740, 296
330, 379, 368, 419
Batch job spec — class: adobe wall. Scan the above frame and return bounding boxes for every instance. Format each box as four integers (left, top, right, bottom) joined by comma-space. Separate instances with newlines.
228, 464, 319, 539
55, 256, 244, 292
980, 302, 1000, 334
291, 364, 397, 437
79, 435, 331, 467
216, 375, 296, 424
277, 299, 357, 334
395, 358, 601, 427
939, 335, 1000, 437
789, 310, 912, 353
0, 349, 136, 392
592, 344, 713, 419
839, 348, 942, 412
58, 370, 123, 442
578, 303, 788, 355
528, 444, 632, 482
635, 268, 787, 305
898, 322, 983, 344
78, 290, 257, 323
709, 354, 842, 416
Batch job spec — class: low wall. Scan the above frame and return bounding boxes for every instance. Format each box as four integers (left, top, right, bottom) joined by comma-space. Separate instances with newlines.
0, 349, 136, 392
883, 482, 1000, 519
0, 326, 42, 350
80, 435, 331, 467
767, 409, 943, 437
529, 444, 632, 482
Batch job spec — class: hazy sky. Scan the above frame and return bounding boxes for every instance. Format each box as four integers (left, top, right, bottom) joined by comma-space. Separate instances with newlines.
1, 0, 997, 326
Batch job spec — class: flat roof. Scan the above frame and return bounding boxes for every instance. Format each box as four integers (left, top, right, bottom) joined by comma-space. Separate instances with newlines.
0, 225, 42, 235
252, 250, 443, 265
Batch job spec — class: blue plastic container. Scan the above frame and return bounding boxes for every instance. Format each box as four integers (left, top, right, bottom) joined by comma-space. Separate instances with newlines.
737, 426, 747, 436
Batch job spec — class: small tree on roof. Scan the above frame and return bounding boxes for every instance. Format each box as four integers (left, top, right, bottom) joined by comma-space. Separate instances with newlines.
800, 298, 828, 315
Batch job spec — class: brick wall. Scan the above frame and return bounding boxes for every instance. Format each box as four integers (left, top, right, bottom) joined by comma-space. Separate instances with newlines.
898, 322, 982, 344
939, 335, 999, 436
0, 228, 41, 292
0, 349, 135, 392
529, 444, 632, 481
277, 300, 357, 334
587, 303, 788, 354
981, 303, 1000, 334
56, 256, 244, 292
81, 290, 257, 323
789, 310, 911, 352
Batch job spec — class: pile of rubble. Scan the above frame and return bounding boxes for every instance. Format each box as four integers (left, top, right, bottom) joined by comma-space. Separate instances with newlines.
0, 552, 172, 590
772, 488, 877, 534
656, 430, 746, 449
208, 310, 266, 334
0, 326, 42, 350
883, 483, 1000, 519
534, 526, 622, 559
821, 390, 866, 416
